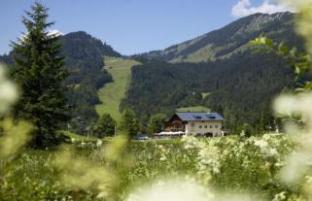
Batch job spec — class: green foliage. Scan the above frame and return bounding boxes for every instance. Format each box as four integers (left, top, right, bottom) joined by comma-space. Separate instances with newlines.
11, 2, 68, 147
0, 54, 13, 65
124, 51, 294, 133
0, 135, 299, 200
96, 56, 141, 124
125, 12, 306, 134
92, 113, 116, 137
1, 31, 121, 135
61, 31, 117, 134
251, 36, 312, 90
120, 109, 140, 137
147, 113, 166, 134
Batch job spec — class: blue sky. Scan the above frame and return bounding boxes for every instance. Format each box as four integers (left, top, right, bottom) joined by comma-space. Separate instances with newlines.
0, 0, 292, 55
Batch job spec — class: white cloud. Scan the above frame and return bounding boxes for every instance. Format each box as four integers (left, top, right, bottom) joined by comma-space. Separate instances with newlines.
231, 0, 295, 18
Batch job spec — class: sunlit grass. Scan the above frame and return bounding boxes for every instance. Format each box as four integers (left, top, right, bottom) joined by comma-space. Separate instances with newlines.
96, 56, 141, 124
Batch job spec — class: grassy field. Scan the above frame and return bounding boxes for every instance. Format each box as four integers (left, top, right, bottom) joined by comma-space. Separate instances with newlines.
1, 134, 297, 201
96, 56, 141, 124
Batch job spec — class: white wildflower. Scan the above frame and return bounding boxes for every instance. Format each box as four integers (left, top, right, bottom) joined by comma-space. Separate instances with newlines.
254, 139, 278, 158
240, 130, 246, 137
126, 178, 214, 201
70, 138, 76, 143
97, 191, 108, 199
275, 92, 312, 187
0, 65, 18, 114
158, 145, 169, 161
272, 191, 287, 201
182, 135, 202, 149
96, 139, 103, 147
183, 136, 221, 176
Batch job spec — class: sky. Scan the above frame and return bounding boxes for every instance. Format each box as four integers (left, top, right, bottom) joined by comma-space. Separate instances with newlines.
0, 0, 293, 55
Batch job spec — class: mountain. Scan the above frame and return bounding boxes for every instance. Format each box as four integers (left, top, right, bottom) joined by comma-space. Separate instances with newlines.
0, 31, 122, 133
60, 31, 122, 133
0, 12, 305, 134
0, 54, 13, 64
139, 12, 302, 63
125, 12, 303, 133
61, 31, 121, 59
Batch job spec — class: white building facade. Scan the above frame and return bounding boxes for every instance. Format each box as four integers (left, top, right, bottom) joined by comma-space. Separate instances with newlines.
185, 120, 223, 136
165, 112, 224, 137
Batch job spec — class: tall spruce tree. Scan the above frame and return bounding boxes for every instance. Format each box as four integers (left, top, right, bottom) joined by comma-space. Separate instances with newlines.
120, 109, 140, 137
12, 2, 68, 147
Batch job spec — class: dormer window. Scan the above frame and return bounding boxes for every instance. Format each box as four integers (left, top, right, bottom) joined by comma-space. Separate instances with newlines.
194, 115, 202, 120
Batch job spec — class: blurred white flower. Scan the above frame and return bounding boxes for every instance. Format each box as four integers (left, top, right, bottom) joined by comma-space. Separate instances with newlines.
126, 178, 214, 201
182, 136, 221, 178
96, 139, 103, 147
254, 139, 278, 158
272, 191, 287, 201
280, 152, 311, 184
0, 65, 18, 114
127, 178, 255, 201
158, 144, 169, 161
275, 92, 312, 187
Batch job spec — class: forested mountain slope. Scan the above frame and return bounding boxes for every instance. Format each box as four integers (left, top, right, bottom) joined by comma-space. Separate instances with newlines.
60, 31, 121, 133
124, 51, 295, 132
125, 12, 303, 133
139, 12, 302, 63
0, 31, 122, 133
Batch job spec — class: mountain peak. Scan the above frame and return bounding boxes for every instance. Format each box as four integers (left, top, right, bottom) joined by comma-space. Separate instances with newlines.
62, 31, 121, 57
139, 12, 297, 63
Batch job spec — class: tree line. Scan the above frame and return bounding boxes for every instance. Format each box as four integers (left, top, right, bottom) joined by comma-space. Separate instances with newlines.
123, 50, 297, 134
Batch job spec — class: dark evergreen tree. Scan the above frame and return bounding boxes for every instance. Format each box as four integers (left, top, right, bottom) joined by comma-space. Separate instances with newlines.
147, 113, 166, 134
12, 2, 68, 147
93, 113, 116, 137
120, 109, 140, 137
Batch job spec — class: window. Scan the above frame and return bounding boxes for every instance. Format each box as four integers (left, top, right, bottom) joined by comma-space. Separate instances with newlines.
210, 125, 212, 128
199, 125, 202, 129
204, 125, 207, 129
215, 125, 218, 128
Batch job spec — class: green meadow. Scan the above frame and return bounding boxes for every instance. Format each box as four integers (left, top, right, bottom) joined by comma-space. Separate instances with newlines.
96, 57, 141, 123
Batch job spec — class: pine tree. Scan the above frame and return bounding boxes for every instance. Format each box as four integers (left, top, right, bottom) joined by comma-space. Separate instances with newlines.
120, 109, 140, 137
12, 2, 68, 147
93, 113, 116, 137
147, 113, 166, 134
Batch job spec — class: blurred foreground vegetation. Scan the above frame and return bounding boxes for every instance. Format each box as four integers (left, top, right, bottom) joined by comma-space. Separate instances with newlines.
0, 135, 302, 201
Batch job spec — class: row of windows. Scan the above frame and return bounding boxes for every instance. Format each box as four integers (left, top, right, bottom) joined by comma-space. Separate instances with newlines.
198, 125, 219, 129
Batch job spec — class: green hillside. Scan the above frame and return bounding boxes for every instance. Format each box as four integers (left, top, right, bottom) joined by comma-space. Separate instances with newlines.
140, 12, 302, 63
125, 51, 295, 133
177, 106, 210, 113
96, 56, 141, 123
124, 12, 303, 133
